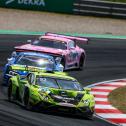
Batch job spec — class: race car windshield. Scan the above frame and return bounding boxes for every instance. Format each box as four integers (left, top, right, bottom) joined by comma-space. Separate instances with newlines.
36, 77, 59, 88
36, 77, 83, 91
15, 55, 54, 68
32, 39, 67, 50
57, 79, 83, 91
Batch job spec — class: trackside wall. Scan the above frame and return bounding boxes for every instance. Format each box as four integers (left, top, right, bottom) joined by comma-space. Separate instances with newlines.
0, 0, 74, 13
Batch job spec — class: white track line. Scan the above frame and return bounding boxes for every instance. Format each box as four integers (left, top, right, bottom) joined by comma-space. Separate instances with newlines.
95, 98, 108, 101
108, 82, 126, 86
95, 105, 116, 109
97, 113, 126, 119
91, 91, 109, 95
86, 78, 126, 88
120, 123, 126, 126
92, 86, 117, 90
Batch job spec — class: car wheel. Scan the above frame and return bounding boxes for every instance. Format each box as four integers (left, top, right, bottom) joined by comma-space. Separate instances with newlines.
23, 88, 32, 110
15, 87, 20, 101
8, 81, 13, 102
78, 54, 85, 70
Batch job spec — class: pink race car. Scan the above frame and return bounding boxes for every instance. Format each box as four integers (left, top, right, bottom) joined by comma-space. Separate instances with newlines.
15, 33, 88, 70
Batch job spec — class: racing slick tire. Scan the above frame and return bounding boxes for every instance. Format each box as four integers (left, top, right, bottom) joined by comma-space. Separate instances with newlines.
23, 88, 32, 110
8, 81, 13, 102
78, 54, 85, 70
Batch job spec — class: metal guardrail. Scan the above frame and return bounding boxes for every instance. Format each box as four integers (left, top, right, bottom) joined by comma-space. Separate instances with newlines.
73, 0, 126, 18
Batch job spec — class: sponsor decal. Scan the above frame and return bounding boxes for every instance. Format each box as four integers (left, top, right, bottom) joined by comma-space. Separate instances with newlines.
5, 0, 45, 6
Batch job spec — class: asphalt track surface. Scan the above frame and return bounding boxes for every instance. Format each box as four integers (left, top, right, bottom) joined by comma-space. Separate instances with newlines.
0, 34, 126, 126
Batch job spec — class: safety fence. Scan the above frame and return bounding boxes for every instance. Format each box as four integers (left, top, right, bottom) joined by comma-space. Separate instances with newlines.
73, 0, 126, 18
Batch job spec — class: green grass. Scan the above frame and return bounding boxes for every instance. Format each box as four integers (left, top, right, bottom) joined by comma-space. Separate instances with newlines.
103, 0, 126, 3
108, 86, 126, 113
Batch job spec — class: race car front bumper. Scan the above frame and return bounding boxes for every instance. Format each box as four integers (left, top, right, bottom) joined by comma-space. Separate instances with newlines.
32, 101, 94, 117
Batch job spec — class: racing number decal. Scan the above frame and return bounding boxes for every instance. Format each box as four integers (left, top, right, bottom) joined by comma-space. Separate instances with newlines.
69, 51, 78, 61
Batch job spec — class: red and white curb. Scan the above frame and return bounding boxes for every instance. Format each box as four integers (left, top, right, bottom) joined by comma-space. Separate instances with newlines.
87, 79, 126, 126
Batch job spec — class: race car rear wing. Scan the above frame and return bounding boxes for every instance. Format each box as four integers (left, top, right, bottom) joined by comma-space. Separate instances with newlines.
45, 32, 89, 44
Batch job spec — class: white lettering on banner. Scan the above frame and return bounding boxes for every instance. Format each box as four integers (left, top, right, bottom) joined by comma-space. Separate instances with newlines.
6, 0, 45, 6
18, 0, 45, 6
6, 0, 15, 5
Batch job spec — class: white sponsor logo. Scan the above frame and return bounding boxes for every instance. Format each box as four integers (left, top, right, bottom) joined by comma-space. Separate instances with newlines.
6, 0, 15, 4
18, 0, 45, 6
5, 0, 45, 6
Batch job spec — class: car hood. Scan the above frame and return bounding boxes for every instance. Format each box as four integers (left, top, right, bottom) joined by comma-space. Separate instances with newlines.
15, 44, 64, 56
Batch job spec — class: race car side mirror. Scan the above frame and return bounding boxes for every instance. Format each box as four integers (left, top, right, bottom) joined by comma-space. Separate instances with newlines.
7, 58, 14, 64
55, 57, 64, 71
58, 64, 64, 72
84, 88, 91, 94
7, 58, 12, 62
27, 73, 35, 85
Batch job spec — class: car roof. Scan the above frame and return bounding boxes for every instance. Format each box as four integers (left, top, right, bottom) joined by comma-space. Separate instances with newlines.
34, 72, 76, 81
39, 35, 73, 43
18, 52, 54, 60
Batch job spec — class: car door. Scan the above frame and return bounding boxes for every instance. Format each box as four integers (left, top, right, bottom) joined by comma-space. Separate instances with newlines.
19, 73, 35, 100
66, 41, 79, 65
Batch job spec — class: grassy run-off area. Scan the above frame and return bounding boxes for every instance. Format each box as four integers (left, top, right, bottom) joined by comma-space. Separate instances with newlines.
108, 86, 126, 113
104, 0, 126, 2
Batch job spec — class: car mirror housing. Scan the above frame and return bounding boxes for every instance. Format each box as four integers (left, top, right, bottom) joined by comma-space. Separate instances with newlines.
84, 88, 91, 94
58, 64, 64, 72
7, 58, 12, 63
7, 57, 16, 64
27, 73, 35, 85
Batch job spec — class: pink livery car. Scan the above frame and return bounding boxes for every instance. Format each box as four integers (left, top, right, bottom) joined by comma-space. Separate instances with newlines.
15, 33, 88, 70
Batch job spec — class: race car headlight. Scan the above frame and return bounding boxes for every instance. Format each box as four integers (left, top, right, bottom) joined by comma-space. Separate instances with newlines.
38, 87, 52, 101
39, 92, 50, 101
38, 87, 51, 94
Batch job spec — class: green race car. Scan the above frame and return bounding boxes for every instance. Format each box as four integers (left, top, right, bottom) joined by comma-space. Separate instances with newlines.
8, 65, 95, 119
